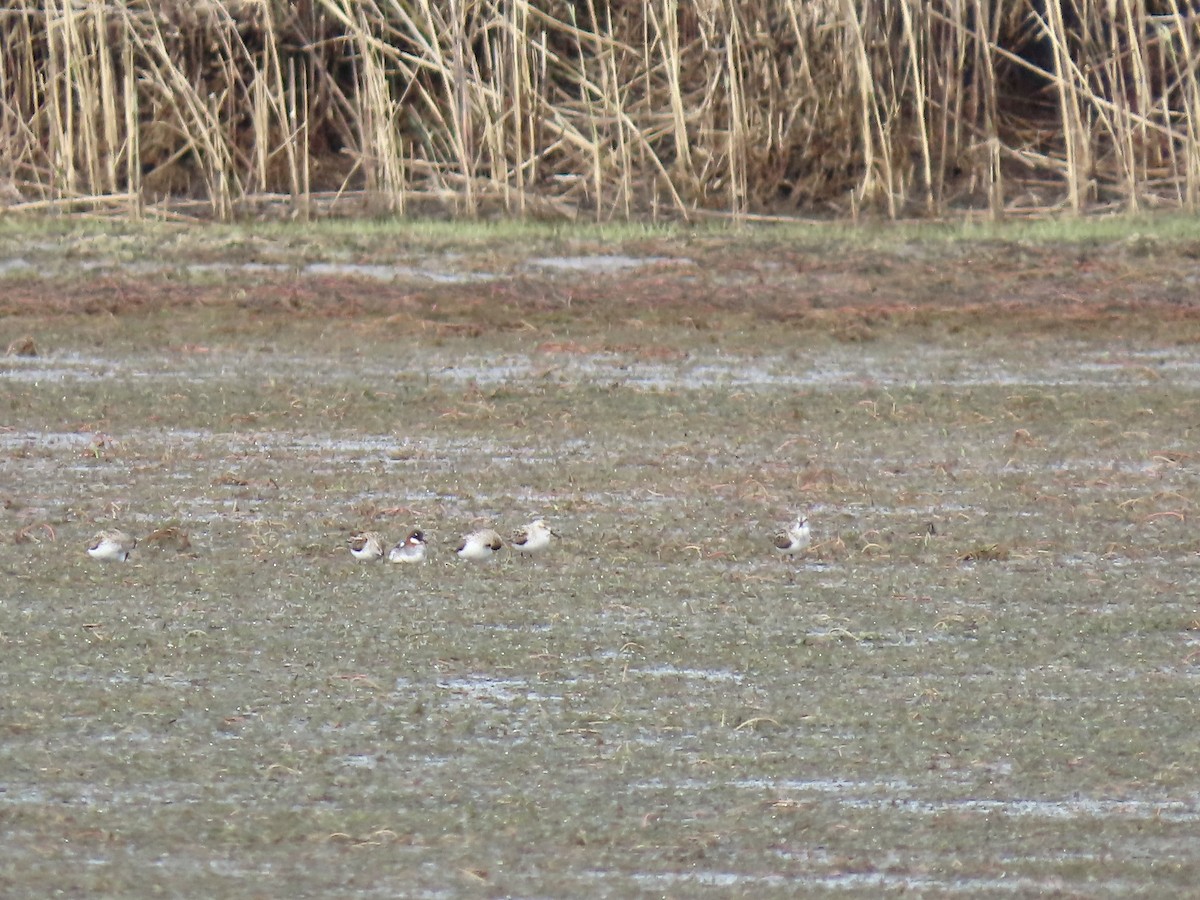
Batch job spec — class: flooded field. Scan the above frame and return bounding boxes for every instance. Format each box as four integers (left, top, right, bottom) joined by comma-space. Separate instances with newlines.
2, 223, 1200, 896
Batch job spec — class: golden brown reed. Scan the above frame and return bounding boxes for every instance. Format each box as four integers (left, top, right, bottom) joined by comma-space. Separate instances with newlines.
1, 1, 1198, 221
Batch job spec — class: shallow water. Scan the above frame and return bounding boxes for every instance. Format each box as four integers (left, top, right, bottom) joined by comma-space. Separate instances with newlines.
2, 308, 1199, 896
0, 251, 694, 286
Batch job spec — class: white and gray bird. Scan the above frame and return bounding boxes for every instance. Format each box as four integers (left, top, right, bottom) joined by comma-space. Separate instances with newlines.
773, 517, 811, 557
388, 529, 427, 564
456, 528, 503, 562
511, 519, 556, 557
348, 531, 385, 561
87, 530, 137, 562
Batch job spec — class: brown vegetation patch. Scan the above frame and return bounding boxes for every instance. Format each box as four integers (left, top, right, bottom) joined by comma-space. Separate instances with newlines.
142, 526, 192, 552
5, 335, 37, 356
4, 237, 1200, 344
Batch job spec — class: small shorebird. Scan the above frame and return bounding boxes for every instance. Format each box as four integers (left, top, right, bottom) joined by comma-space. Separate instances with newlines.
774, 516, 812, 557
456, 528, 503, 562
388, 529, 427, 564
511, 519, 556, 557
87, 530, 137, 562
348, 531, 385, 561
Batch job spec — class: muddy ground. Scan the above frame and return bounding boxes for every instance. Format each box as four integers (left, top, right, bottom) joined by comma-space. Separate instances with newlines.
2, 222, 1199, 896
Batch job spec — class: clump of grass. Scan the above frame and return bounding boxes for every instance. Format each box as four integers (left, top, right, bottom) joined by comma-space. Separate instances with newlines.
959, 543, 1012, 562
142, 525, 191, 551
5, 336, 38, 356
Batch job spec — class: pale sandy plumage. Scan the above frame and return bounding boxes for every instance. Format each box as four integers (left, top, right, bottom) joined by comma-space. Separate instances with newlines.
388, 529, 427, 564
456, 528, 503, 562
348, 531, 385, 561
773, 517, 811, 556
511, 519, 556, 556
87, 530, 137, 562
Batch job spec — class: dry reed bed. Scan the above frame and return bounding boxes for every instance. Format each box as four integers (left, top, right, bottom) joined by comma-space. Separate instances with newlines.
1, 0, 1199, 221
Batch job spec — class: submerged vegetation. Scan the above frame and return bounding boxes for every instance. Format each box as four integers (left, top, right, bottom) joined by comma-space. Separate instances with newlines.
4, 1, 1200, 220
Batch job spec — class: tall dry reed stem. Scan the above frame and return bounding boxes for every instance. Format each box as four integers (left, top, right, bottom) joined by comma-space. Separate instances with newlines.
2, 0, 1200, 220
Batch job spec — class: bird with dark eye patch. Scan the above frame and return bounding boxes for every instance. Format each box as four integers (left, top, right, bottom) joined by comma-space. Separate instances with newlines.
388, 529, 427, 564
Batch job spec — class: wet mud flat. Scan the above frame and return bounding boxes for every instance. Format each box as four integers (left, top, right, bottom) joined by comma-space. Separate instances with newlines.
2, 228, 1200, 896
